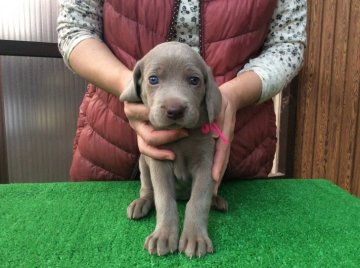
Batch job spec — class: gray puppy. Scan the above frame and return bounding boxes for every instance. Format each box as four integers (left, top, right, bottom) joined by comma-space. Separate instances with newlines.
120, 41, 227, 258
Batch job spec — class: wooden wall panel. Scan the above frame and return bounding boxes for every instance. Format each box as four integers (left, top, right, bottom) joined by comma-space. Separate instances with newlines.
294, 0, 322, 178
338, 0, 360, 191
326, 0, 350, 184
348, 0, 360, 197
312, 0, 335, 179
294, 0, 360, 198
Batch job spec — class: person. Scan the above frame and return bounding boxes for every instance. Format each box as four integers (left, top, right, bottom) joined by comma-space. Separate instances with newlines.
57, 0, 306, 193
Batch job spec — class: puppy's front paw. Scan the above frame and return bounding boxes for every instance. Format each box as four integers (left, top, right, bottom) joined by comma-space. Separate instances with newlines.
179, 227, 213, 258
127, 198, 154, 219
144, 227, 178, 256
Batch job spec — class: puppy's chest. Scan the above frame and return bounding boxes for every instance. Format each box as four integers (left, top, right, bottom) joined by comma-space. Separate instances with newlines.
169, 136, 215, 182
172, 154, 194, 198
173, 154, 192, 182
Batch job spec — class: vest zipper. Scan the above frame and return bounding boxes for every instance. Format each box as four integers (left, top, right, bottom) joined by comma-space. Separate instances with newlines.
199, 0, 205, 57
166, 0, 181, 41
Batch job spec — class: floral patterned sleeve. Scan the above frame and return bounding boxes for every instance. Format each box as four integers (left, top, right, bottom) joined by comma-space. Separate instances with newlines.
57, 0, 104, 69
57, 0, 306, 101
239, 0, 307, 103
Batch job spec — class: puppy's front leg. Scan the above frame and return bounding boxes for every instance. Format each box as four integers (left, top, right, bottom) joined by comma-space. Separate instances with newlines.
127, 155, 154, 219
144, 158, 179, 256
179, 162, 213, 258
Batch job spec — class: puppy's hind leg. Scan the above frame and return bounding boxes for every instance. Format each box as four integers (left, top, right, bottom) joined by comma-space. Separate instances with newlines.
127, 155, 154, 220
211, 195, 228, 212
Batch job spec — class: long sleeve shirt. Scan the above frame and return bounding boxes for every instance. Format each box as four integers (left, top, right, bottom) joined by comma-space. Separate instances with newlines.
57, 0, 307, 103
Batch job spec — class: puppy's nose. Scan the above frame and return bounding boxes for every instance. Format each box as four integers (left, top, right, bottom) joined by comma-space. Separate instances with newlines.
166, 104, 186, 120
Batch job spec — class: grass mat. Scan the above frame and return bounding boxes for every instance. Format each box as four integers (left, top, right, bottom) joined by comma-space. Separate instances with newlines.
1, 179, 360, 267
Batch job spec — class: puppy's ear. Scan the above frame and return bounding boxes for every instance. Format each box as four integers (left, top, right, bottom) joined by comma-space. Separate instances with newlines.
119, 60, 143, 102
205, 66, 221, 123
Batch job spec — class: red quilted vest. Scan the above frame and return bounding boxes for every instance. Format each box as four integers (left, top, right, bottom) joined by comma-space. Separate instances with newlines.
70, 0, 277, 181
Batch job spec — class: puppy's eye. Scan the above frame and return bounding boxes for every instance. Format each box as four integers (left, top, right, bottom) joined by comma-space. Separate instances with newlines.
189, 76, 200, 86
148, 75, 159, 85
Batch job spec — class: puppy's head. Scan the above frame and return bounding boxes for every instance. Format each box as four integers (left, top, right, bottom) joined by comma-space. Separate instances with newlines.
120, 42, 221, 130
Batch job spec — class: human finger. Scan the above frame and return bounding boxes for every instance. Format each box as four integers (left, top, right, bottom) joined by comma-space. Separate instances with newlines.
134, 122, 188, 147
124, 102, 149, 121
137, 135, 176, 161
212, 97, 235, 194
212, 139, 230, 194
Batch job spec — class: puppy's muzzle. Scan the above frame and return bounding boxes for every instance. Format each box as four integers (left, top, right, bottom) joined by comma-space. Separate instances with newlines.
162, 99, 187, 120
166, 105, 186, 120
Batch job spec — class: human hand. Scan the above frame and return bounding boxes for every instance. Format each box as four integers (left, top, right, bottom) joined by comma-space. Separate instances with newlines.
211, 72, 262, 194
123, 102, 188, 160
211, 87, 237, 195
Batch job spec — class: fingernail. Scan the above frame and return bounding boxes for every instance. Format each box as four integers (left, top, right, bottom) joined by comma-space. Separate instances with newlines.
165, 154, 175, 161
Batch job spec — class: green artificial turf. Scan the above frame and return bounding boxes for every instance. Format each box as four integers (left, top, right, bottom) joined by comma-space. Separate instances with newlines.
1, 179, 360, 267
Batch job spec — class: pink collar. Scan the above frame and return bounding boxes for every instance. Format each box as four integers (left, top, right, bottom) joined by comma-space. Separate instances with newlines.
201, 122, 229, 144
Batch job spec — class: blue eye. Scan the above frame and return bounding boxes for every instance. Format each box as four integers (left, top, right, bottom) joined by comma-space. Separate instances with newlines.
149, 75, 159, 85
189, 76, 200, 86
